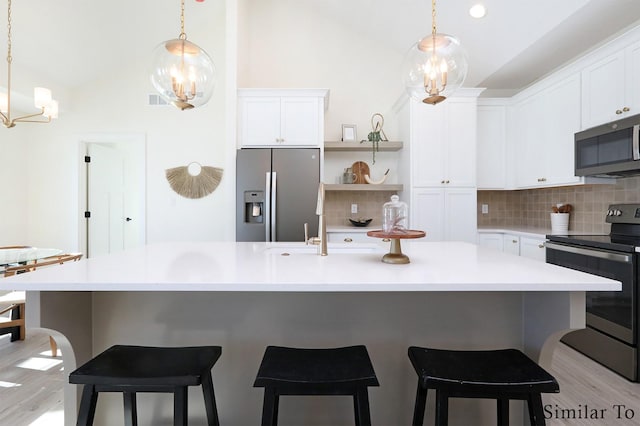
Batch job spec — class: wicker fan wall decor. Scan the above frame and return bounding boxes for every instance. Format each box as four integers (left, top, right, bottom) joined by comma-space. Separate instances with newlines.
165, 162, 223, 199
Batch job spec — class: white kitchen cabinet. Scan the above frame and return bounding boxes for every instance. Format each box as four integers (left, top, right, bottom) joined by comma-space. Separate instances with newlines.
581, 40, 640, 129
411, 98, 477, 187
477, 233, 503, 251
238, 89, 328, 147
502, 234, 520, 256
412, 188, 477, 243
327, 231, 390, 248
519, 236, 546, 261
477, 231, 547, 261
477, 102, 507, 189
513, 74, 582, 188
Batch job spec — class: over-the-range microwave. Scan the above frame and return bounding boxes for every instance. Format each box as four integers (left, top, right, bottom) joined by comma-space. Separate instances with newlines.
575, 113, 640, 177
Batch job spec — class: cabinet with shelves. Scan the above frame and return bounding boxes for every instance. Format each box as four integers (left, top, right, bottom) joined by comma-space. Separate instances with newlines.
412, 187, 477, 243
513, 74, 582, 188
477, 101, 508, 189
238, 89, 328, 147
477, 232, 546, 262
581, 40, 640, 129
406, 90, 482, 243
411, 97, 477, 187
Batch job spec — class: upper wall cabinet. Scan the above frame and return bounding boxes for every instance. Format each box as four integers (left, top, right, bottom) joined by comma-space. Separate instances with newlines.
513, 74, 582, 188
238, 89, 329, 148
411, 97, 478, 188
477, 101, 507, 189
582, 40, 640, 129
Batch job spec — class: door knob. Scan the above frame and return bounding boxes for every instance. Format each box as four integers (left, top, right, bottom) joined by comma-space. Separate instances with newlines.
126, 217, 132, 222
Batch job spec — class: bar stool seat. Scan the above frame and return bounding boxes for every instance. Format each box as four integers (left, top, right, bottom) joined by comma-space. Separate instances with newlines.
254, 345, 379, 426
69, 345, 221, 426
408, 346, 559, 426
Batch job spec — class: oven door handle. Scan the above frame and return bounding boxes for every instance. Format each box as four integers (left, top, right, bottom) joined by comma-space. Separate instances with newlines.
634, 124, 640, 160
545, 241, 632, 263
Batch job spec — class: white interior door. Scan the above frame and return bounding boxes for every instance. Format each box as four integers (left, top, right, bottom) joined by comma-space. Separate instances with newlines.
87, 143, 125, 258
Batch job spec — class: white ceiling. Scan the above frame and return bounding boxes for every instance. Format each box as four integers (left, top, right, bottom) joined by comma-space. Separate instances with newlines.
3, 0, 640, 97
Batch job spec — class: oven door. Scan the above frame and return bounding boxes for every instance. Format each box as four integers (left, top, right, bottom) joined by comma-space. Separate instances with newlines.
546, 241, 636, 344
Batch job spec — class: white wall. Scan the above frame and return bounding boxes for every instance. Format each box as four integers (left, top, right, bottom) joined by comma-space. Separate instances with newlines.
4, 0, 230, 252
237, 0, 405, 142
0, 127, 29, 245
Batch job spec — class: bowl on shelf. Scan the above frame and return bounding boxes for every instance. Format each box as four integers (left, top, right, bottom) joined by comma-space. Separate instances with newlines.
349, 218, 373, 227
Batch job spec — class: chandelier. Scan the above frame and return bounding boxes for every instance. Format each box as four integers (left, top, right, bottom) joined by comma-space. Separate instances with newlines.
0, 0, 58, 128
150, 0, 216, 110
402, 0, 468, 105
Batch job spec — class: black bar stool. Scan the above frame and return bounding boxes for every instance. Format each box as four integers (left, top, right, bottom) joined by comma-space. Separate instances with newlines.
254, 345, 379, 426
408, 346, 559, 426
69, 345, 222, 426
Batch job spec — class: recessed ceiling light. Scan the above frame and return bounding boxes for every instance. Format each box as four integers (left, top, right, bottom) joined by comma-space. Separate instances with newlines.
469, 4, 487, 18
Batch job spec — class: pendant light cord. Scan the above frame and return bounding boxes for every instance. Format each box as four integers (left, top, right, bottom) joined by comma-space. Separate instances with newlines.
179, 0, 187, 40
431, 0, 437, 37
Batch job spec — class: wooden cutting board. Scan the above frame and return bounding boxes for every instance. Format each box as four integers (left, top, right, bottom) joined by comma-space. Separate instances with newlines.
352, 161, 370, 184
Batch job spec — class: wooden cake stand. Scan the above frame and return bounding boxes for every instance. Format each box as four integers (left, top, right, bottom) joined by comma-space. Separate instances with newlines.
366, 230, 426, 264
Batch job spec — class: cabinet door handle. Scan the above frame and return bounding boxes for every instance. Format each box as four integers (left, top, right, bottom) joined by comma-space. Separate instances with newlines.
624, 107, 630, 112
616, 109, 623, 115
382, 238, 390, 242
538, 244, 544, 249
344, 238, 353, 243
445, 180, 450, 184
441, 180, 445, 184
537, 177, 547, 182
512, 240, 518, 243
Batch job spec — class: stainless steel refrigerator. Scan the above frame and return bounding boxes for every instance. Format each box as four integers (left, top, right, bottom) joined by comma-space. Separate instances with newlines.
236, 148, 320, 242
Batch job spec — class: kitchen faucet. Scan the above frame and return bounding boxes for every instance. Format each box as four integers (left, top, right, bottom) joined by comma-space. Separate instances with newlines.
305, 182, 328, 256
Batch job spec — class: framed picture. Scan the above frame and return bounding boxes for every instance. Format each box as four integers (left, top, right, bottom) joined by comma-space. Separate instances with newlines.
342, 124, 357, 142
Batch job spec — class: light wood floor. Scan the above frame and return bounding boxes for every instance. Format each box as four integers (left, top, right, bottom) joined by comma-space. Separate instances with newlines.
0, 331, 639, 425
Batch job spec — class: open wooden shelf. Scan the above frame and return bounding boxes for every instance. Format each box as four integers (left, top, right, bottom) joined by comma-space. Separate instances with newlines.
324, 141, 403, 152
325, 184, 403, 192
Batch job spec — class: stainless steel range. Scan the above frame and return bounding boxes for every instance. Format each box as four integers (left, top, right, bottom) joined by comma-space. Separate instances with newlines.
546, 203, 640, 381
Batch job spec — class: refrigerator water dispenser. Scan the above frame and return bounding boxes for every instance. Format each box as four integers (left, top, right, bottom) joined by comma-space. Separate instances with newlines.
244, 191, 264, 224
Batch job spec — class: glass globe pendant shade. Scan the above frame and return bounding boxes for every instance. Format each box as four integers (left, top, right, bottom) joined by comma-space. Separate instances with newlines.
402, 33, 468, 105
150, 38, 216, 110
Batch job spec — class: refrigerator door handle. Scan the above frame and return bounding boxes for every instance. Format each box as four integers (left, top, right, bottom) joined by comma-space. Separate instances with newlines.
265, 172, 271, 242
271, 172, 277, 241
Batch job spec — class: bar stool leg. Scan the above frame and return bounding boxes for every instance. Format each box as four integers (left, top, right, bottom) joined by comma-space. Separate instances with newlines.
77, 384, 98, 426
201, 372, 220, 426
528, 393, 546, 426
412, 384, 428, 426
261, 387, 279, 426
497, 398, 509, 426
123, 392, 138, 426
174, 387, 188, 426
353, 387, 372, 426
434, 390, 449, 426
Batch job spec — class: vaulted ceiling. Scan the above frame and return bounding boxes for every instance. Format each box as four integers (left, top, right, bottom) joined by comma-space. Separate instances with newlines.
2, 0, 640, 98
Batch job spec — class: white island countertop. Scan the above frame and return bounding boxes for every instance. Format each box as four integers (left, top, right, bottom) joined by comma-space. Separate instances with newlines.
1, 241, 620, 292
4, 241, 621, 426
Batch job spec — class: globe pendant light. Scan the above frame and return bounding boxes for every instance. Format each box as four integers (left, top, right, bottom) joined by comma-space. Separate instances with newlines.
150, 0, 215, 110
402, 0, 468, 105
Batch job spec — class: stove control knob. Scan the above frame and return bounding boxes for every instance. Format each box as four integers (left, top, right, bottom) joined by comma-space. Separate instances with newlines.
607, 210, 613, 216
615, 209, 622, 216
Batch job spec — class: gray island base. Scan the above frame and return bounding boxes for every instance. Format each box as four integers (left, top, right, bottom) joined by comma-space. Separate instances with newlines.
4, 241, 618, 425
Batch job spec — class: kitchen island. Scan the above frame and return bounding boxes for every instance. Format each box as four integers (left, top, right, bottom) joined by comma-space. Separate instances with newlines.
1, 241, 619, 426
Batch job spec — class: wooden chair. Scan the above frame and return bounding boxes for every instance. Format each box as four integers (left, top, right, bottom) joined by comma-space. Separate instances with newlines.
1, 253, 83, 356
